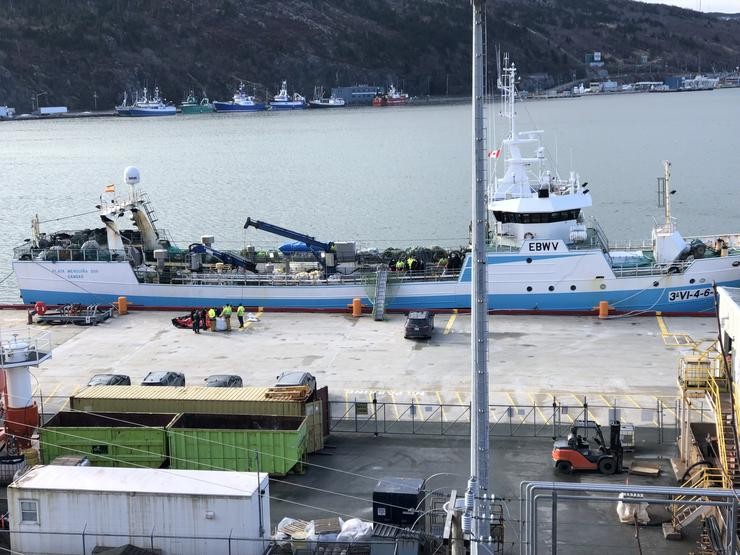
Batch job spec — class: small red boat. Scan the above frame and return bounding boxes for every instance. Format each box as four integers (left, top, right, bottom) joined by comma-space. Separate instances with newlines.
372, 84, 409, 107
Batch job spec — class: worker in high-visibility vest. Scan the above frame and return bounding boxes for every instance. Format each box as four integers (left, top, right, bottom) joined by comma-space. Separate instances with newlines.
207, 307, 216, 332
237, 304, 245, 328
395, 259, 406, 271
221, 304, 233, 331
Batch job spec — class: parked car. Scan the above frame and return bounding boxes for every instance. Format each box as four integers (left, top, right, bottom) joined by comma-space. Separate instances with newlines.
87, 374, 131, 386
404, 311, 435, 339
204, 374, 243, 388
275, 371, 316, 395
141, 371, 185, 387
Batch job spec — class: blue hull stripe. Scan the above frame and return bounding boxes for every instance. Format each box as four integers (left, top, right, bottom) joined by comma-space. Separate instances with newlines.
213, 103, 266, 112
21, 280, 740, 314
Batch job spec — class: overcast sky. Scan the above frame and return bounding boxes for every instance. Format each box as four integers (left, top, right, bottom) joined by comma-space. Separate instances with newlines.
637, 0, 740, 12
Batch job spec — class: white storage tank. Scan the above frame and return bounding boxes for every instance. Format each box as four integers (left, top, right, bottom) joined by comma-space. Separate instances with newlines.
8, 465, 270, 555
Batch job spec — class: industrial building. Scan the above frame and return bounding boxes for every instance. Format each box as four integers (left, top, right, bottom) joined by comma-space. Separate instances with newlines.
8, 465, 270, 555
718, 287, 739, 378
330, 85, 384, 105
670, 286, 739, 547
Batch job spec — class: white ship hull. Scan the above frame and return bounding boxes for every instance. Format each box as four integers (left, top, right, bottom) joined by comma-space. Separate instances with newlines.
14, 243, 740, 314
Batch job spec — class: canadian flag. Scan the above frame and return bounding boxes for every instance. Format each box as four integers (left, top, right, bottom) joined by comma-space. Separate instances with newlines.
488, 149, 501, 159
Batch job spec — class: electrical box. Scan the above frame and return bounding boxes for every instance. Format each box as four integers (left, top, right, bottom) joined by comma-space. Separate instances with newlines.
333, 242, 356, 262
372, 477, 424, 527
620, 423, 635, 451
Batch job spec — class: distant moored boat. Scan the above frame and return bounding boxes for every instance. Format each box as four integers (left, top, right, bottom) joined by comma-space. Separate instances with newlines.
372, 84, 410, 107
213, 83, 266, 112
269, 80, 307, 111
308, 86, 346, 109
180, 91, 214, 114
116, 87, 176, 117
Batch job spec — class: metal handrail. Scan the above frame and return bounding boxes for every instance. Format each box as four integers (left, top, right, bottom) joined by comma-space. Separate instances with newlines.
673, 467, 726, 515
14, 247, 131, 262
708, 372, 733, 488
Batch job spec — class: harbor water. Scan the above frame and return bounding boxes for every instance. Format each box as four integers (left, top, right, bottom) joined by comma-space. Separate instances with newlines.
1, 88, 739, 303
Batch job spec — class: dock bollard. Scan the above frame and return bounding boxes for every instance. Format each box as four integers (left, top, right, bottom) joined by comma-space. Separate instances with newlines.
351, 298, 362, 318
598, 300, 609, 319
117, 296, 129, 315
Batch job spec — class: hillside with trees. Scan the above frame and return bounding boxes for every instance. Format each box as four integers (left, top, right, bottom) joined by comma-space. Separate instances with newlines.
0, 0, 738, 111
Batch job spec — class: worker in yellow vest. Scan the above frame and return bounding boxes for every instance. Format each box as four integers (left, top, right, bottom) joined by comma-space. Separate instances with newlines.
207, 307, 216, 332
237, 304, 245, 328
221, 304, 233, 331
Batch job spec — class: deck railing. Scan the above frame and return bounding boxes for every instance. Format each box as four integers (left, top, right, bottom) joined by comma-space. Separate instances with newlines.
174, 268, 460, 287
13, 247, 131, 262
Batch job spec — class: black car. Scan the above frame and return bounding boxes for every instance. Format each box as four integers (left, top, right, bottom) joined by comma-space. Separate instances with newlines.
404, 311, 435, 339
87, 373, 131, 386
204, 374, 243, 388
275, 371, 317, 395
141, 371, 186, 386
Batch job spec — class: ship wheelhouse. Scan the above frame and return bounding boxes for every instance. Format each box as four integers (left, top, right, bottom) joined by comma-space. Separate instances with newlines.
492, 209, 581, 225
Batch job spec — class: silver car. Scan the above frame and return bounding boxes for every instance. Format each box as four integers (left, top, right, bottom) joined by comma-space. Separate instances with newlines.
275, 371, 316, 395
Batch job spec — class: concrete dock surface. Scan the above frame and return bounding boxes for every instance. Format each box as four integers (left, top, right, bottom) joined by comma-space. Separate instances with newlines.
0, 310, 716, 416
0, 309, 711, 553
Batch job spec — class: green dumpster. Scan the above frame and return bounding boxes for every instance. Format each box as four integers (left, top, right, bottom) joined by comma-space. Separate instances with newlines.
167, 413, 307, 475
40, 412, 177, 468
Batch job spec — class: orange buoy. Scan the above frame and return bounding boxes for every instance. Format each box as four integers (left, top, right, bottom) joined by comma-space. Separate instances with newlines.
352, 298, 362, 317
598, 300, 609, 319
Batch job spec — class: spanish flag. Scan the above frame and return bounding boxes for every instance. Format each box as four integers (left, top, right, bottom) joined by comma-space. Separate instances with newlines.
104, 184, 115, 193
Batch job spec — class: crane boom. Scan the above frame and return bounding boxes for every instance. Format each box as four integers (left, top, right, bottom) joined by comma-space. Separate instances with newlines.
189, 243, 257, 273
243, 217, 334, 253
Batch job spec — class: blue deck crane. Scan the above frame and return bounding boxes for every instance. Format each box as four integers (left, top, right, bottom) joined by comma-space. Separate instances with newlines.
188, 243, 257, 273
243, 217, 335, 272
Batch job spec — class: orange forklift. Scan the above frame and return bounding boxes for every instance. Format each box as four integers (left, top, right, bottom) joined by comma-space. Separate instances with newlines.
552, 420, 623, 475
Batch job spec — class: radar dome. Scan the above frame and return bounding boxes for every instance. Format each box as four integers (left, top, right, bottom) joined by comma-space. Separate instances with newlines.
124, 166, 141, 186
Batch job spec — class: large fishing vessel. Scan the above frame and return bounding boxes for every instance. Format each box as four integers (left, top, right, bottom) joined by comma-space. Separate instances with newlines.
12, 66, 740, 314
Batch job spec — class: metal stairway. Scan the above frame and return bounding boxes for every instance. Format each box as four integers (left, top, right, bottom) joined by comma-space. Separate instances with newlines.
138, 192, 159, 228
372, 268, 389, 321
707, 372, 740, 490
674, 348, 740, 538
671, 466, 719, 530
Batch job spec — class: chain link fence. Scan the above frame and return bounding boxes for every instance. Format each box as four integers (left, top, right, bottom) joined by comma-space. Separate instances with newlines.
329, 396, 716, 443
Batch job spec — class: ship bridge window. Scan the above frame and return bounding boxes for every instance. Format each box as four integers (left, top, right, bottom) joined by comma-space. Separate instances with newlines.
492, 210, 580, 224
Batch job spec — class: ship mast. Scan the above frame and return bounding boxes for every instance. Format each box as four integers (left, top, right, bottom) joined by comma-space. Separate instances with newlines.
663, 160, 673, 229
469, 1, 492, 553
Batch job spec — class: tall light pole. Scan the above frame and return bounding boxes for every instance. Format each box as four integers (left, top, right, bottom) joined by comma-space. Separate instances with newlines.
468, 1, 491, 554
35, 91, 47, 113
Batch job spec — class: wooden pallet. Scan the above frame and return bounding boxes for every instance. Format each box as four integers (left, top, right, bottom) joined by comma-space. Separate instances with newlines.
278, 518, 309, 538
265, 386, 310, 400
